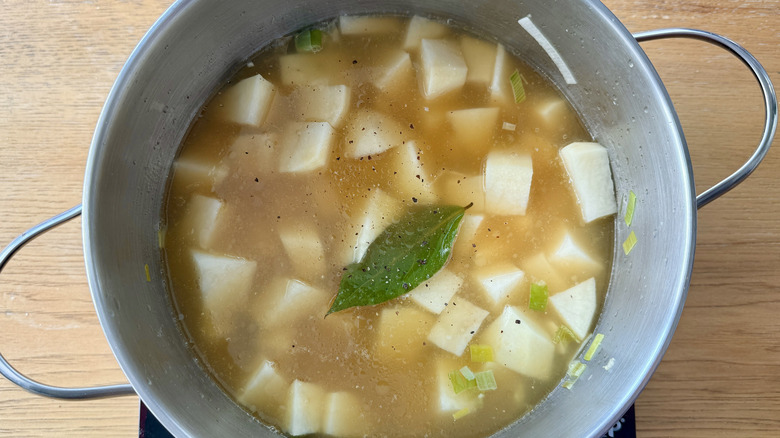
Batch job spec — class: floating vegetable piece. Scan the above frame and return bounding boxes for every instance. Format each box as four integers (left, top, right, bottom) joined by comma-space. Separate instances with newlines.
553, 325, 580, 345
584, 333, 604, 361
624, 190, 637, 226
529, 282, 548, 311
622, 231, 638, 255
460, 366, 476, 381
469, 344, 494, 363
327, 204, 470, 315
509, 69, 526, 103
452, 407, 471, 421
475, 370, 497, 391
449, 370, 477, 395
295, 29, 323, 53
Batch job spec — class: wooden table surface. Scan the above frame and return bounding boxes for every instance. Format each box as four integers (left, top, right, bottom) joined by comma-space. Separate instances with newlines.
1, 0, 778, 436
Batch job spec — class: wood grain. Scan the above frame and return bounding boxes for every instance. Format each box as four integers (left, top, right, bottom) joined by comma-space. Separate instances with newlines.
1, 0, 778, 436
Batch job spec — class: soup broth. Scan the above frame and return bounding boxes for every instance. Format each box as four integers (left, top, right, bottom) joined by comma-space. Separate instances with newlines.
164, 15, 615, 437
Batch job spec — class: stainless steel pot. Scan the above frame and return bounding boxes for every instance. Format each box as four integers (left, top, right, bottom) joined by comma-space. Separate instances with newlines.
1, 0, 776, 437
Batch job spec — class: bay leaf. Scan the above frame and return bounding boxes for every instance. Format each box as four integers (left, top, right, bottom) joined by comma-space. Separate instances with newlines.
327, 204, 469, 315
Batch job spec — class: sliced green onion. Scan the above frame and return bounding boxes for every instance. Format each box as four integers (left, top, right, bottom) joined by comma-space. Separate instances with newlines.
584, 333, 604, 361
624, 191, 637, 226
562, 379, 575, 390
501, 121, 516, 131
448, 370, 477, 394
469, 344, 494, 363
295, 29, 323, 53
553, 325, 580, 344
529, 282, 548, 311
452, 407, 470, 420
157, 227, 166, 249
567, 360, 587, 379
622, 231, 637, 255
509, 69, 526, 103
460, 366, 476, 381
475, 370, 497, 391
144, 263, 151, 282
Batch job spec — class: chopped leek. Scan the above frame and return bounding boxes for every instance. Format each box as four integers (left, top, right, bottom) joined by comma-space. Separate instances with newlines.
295, 29, 323, 53
448, 370, 477, 394
624, 191, 637, 226
469, 344, 494, 363
566, 360, 587, 379
509, 69, 526, 103
452, 407, 470, 420
475, 370, 497, 391
622, 231, 637, 255
584, 333, 604, 361
501, 121, 516, 131
553, 325, 580, 345
144, 263, 151, 282
157, 227, 166, 249
603, 357, 615, 371
460, 366, 476, 381
562, 379, 575, 390
529, 282, 548, 311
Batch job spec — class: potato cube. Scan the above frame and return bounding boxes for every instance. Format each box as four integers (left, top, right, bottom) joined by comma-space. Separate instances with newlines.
473, 263, 525, 305
291, 85, 351, 127
228, 131, 277, 174
536, 97, 568, 127
375, 306, 435, 363
191, 250, 257, 317
260, 277, 330, 327
371, 50, 414, 92
460, 36, 497, 84
435, 358, 482, 413
408, 269, 463, 314
403, 16, 449, 50
452, 214, 484, 257
183, 194, 224, 249
436, 171, 485, 213
323, 392, 368, 437
446, 107, 500, 154
386, 140, 437, 204
278, 122, 335, 173
287, 380, 325, 436
419, 39, 468, 100
549, 232, 600, 273
238, 360, 289, 424
548, 277, 597, 341
172, 158, 228, 191
339, 15, 402, 35
522, 252, 568, 292
278, 223, 326, 280
343, 188, 404, 264
343, 109, 407, 159
489, 44, 511, 103
220, 74, 276, 126
559, 142, 617, 223
278, 53, 342, 86
484, 150, 533, 215
427, 298, 489, 356
479, 305, 555, 379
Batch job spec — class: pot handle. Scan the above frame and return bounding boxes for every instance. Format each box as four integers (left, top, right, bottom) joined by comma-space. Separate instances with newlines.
0, 204, 135, 399
633, 28, 777, 209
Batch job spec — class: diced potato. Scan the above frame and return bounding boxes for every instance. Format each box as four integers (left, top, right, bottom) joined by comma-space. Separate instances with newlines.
435, 358, 482, 413
287, 380, 325, 436
548, 277, 597, 341
522, 252, 568, 292
220, 74, 276, 126
427, 298, 489, 356
323, 392, 368, 437
559, 142, 617, 223
343, 109, 407, 159
479, 306, 555, 379
228, 131, 277, 174
473, 263, 525, 306
238, 360, 290, 424
484, 150, 533, 215
339, 15, 402, 35
278, 122, 335, 173
549, 232, 600, 272
536, 97, 569, 127
408, 269, 463, 314
446, 107, 500, 154
489, 44, 511, 103
279, 53, 337, 86
191, 249, 257, 316
278, 223, 326, 280
419, 39, 468, 100
460, 36, 497, 84
371, 50, 414, 92
386, 141, 437, 204
291, 85, 351, 127
403, 16, 449, 50
452, 214, 484, 257
436, 171, 485, 213
374, 306, 436, 363
172, 158, 228, 190
183, 194, 224, 249
260, 277, 330, 327
341, 188, 404, 265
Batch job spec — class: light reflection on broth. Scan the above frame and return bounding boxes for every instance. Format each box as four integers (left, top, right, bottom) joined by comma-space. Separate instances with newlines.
163, 15, 614, 437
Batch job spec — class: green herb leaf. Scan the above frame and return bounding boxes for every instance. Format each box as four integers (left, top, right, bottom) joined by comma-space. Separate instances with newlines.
295, 29, 323, 53
327, 204, 469, 315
